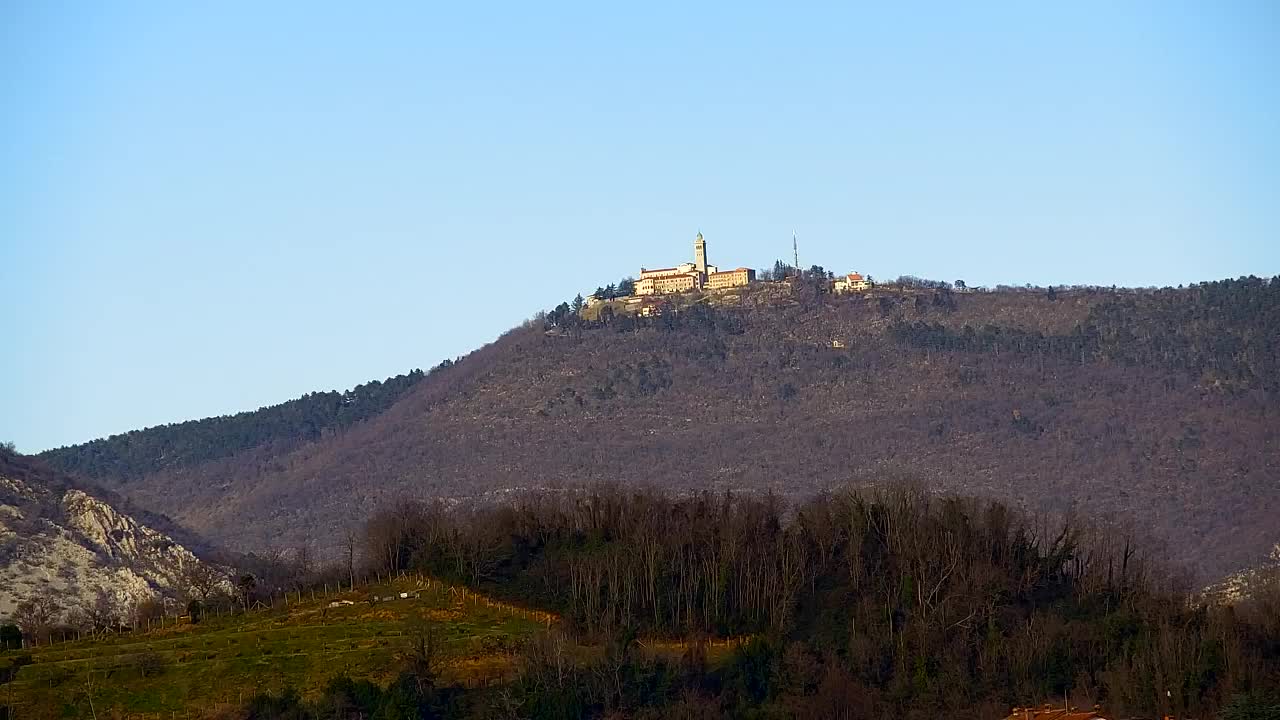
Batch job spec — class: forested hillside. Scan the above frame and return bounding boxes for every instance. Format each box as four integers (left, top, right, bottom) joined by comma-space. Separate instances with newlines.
890, 276, 1279, 393
41, 370, 424, 480
41, 277, 1280, 582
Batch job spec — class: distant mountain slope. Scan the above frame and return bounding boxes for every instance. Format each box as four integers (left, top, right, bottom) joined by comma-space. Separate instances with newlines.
42, 278, 1280, 582
0, 450, 227, 620
40, 370, 425, 481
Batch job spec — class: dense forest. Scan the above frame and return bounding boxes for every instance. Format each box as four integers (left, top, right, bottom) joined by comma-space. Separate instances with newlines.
39, 370, 425, 481
235, 488, 1280, 719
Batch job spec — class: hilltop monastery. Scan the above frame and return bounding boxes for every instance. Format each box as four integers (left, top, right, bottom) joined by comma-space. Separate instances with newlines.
634, 232, 755, 296
585, 232, 872, 313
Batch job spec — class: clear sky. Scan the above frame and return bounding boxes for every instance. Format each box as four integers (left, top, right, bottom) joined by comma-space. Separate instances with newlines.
2, 1, 1277, 453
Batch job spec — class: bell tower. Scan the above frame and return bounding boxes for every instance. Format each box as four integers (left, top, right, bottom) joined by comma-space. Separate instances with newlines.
694, 231, 708, 277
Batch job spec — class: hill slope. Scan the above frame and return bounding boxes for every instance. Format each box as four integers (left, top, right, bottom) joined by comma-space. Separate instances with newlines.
42, 278, 1280, 581
1, 576, 549, 719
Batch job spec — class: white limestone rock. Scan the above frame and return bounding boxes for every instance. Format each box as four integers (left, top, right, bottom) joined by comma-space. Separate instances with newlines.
0, 472, 230, 622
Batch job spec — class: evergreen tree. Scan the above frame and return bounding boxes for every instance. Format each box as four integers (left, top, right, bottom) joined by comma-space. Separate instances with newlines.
0, 623, 21, 650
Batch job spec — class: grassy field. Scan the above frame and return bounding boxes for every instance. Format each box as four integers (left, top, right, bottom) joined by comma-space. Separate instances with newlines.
0, 578, 553, 719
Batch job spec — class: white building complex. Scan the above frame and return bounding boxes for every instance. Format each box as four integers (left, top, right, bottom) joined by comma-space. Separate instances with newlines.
634, 233, 755, 296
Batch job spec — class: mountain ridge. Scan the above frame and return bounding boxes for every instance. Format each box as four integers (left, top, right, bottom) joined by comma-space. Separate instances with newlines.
39, 369, 425, 481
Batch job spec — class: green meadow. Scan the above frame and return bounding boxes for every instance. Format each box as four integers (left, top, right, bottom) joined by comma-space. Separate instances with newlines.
0, 579, 550, 719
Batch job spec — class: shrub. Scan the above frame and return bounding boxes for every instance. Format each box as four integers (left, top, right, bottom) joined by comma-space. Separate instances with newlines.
136, 650, 165, 678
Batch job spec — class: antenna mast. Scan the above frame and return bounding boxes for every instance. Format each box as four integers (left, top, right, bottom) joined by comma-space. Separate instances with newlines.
792, 231, 800, 275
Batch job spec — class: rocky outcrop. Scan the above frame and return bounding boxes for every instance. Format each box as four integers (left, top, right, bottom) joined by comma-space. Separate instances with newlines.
0, 464, 228, 622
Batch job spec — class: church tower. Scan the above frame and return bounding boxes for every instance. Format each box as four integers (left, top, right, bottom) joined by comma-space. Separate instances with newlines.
694, 231, 708, 277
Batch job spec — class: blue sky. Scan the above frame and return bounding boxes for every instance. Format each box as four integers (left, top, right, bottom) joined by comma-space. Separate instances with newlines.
2, 1, 1277, 452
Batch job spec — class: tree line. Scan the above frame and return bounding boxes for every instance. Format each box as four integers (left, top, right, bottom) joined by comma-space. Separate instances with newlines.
39, 370, 426, 481
352, 487, 1280, 718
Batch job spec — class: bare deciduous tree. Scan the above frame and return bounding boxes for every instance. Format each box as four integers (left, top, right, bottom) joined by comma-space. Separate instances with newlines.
181, 562, 224, 603
11, 595, 63, 645
81, 588, 120, 633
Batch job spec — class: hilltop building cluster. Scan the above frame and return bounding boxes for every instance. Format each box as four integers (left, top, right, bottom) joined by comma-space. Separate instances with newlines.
634, 233, 756, 296
583, 232, 874, 315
